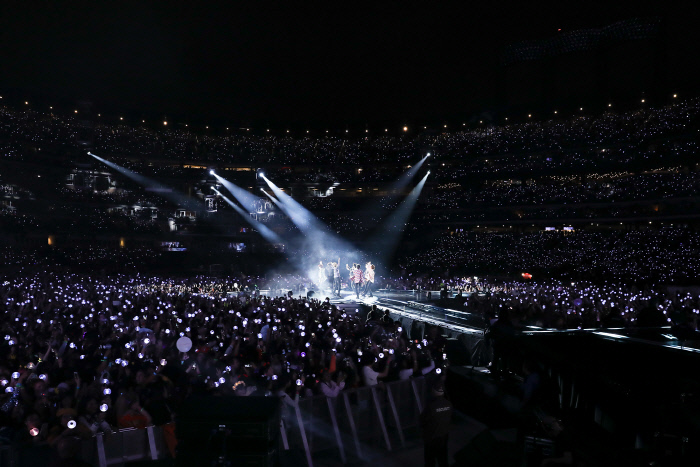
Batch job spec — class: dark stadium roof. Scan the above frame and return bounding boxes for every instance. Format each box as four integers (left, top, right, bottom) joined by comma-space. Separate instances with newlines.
0, 2, 696, 127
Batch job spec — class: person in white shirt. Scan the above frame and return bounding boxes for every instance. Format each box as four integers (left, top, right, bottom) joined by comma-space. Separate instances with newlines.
317, 261, 326, 291
362, 262, 375, 297
362, 354, 392, 386
79, 398, 114, 437
319, 370, 346, 397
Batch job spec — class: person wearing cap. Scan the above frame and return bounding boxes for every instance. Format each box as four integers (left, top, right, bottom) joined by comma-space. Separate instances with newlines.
420, 383, 452, 467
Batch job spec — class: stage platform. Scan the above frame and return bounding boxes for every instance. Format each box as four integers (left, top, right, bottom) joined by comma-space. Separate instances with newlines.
334, 289, 700, 357
255, 287, 700, 356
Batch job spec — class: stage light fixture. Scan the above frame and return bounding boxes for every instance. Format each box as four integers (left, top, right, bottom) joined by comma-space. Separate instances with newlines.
210, 170, 215, 175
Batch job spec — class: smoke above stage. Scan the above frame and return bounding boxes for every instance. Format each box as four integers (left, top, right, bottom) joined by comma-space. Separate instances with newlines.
89, 151, 429, 289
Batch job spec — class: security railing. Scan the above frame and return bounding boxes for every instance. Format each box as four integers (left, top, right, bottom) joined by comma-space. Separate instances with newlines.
3, 377, 432, 467
83, 425, 168, 466
283, 376, 432, 467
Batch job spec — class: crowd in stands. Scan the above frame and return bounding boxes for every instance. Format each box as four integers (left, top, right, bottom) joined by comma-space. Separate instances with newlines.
400, 228, 700, 285
429, 169, 700, 207
3, 97, 700, 243
83, 98, 700, 167
2, 98, 699, 170
0, 246, 163, 276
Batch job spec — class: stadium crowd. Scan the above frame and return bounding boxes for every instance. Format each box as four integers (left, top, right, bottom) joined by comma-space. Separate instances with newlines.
0, 270, 443, 455
2, 96, 700, 463
3, 97, 700, 245
1, 262, 698, 451
2, 97, 699, 171
400, 228, 700, 284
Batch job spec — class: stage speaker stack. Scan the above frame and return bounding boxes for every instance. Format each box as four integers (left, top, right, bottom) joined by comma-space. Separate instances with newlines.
176, 396, 280, 467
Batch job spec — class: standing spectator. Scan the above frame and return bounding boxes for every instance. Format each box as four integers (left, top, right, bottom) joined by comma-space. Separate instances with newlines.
420, 383, 452, 467
319, 370, 346, 397
78, 398, 114, 437
362, 354, 392, 387
116, 394, 152, 429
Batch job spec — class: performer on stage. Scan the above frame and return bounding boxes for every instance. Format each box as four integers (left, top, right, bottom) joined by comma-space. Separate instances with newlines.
317, 261, 326, 291
329, 259, 341, 297
362, 262, 375, 297
347, 263, 363, 299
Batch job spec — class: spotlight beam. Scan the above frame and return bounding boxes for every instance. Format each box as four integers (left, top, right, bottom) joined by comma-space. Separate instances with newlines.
369, 171, 430, 263
88, 152, 202, 211
262, 182, 354, 251
213, 173, 261, 214
261, 175, 328, 234
213, 188, 282, 244
261, 189, 283, 209
352, 153, 431, 228
387, 153, 430, 193
261, 176, 367, 284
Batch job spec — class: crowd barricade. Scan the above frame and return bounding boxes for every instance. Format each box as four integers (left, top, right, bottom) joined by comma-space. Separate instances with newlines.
77, 424, 169, 466
282, 376, 430, 466
6, 378, 429, 467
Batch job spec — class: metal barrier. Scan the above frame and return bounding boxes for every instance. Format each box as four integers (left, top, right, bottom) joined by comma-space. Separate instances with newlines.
6, 377, 430, 467
78, 424, 170, 466
283, 376, 431, 466
0, 425, 169, 467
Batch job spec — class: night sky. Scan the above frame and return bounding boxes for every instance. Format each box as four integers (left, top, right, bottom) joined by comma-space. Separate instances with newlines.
1, 2, 697, 128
